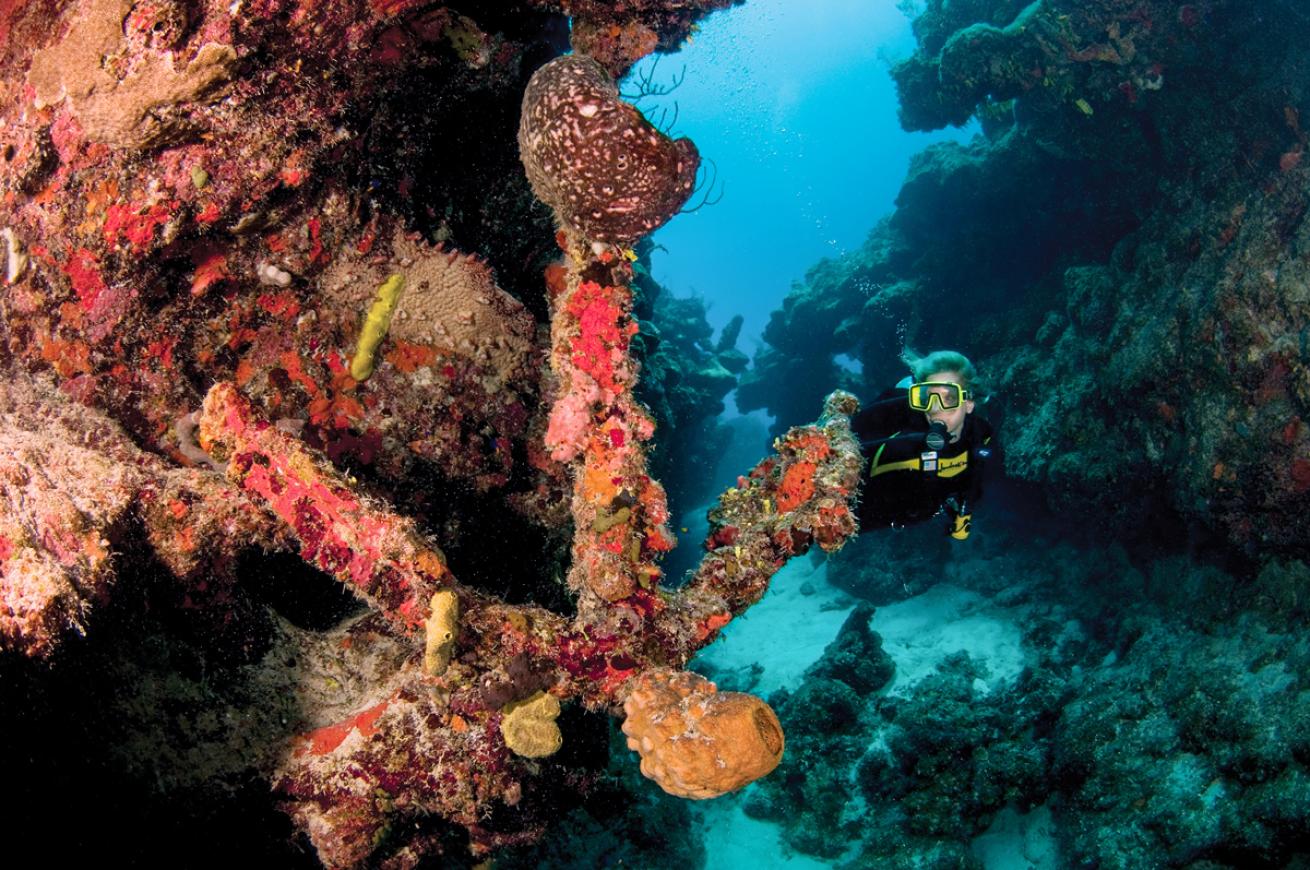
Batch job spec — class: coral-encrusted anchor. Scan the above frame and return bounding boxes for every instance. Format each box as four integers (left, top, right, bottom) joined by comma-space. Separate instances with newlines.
517, 49, 867, 807
184, 375, 862, 863
0, 0, 847, 863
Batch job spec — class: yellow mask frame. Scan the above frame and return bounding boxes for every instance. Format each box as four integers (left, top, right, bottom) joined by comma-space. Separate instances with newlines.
908, 381, 972, 412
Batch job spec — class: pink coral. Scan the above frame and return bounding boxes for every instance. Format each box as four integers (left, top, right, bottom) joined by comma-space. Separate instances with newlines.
545, 381, 601, 462
198, 382, 452, 632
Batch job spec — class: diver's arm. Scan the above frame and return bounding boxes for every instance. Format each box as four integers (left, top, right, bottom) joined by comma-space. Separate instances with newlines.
852, 392, 912, 447
861, 430, 935, 466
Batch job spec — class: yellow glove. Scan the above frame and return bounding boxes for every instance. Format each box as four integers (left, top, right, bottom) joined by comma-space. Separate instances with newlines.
950, 513, 971, 540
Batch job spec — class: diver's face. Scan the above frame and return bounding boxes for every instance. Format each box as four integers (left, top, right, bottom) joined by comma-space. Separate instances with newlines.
923, 370, 974, 443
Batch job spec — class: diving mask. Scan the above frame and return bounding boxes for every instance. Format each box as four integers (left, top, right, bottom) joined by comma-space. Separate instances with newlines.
908, 381, 973, 412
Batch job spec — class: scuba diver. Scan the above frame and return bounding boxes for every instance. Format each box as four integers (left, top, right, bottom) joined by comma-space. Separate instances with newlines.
851, 349, 996, 540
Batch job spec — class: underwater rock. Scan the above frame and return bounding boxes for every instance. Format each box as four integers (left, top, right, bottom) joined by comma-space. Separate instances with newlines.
686, 359, 736, 394
745, 603, 897, 857
0, 0, 561, 499
518, 54, 700, 243
827, 522, 953, 604
0, 371, 149, 657
1052, 615, 1310, 867
793, 510, 1310, 867
715, 346, 749, 374
892, 0, 1213, 132
803, 603, 895, 694
856, 654, 1052, 842
0, 370, 279, 658
714, 312, 744, 353
529, 0, 742, 78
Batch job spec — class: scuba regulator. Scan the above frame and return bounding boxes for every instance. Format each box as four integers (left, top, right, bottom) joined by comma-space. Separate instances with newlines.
924, 420, 949, 451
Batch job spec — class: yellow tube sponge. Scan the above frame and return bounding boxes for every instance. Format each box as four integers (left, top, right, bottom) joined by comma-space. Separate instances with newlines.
350, 273, 405, 382
423, 588, 459, 676
499, 690, 563, 758
621, 669, 784, 799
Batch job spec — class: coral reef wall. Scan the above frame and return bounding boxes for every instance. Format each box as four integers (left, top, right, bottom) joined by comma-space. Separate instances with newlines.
739, 0, 1310, 562
0, 0, 809, 866
731, 6, 1310, 867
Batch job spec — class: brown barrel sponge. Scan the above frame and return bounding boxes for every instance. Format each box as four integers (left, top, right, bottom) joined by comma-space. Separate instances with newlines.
518, 54, 700, 244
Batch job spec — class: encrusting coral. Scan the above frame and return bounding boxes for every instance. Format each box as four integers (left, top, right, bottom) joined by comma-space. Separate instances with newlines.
26, 0, 238, 150
0, 0, 857, 864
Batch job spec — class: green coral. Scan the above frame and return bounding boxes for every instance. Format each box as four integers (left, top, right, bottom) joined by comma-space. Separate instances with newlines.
500, 691, 563, 758
350, 273, 405, 382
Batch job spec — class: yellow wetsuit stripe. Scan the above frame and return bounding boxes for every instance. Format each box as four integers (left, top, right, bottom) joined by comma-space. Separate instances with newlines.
871, 457, 921, 477
869, 431, 898, 477
937, 453, 968, 478
869, 438, 970, 478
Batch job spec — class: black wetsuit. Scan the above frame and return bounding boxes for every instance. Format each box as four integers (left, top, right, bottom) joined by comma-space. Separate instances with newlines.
851, 387, 996, 532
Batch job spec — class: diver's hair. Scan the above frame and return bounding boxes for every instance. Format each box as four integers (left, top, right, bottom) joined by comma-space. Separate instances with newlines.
900, 348, 981, 394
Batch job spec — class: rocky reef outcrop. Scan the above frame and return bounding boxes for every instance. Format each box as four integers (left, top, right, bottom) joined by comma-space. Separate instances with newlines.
742, 602, 897, 857
738, 517, 1310, 868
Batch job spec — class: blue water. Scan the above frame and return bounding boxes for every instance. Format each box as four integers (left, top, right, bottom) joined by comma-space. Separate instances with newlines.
625, 0, 975, 365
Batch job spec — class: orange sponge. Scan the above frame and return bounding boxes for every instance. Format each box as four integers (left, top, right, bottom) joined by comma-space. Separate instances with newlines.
621, 669, 784, 799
